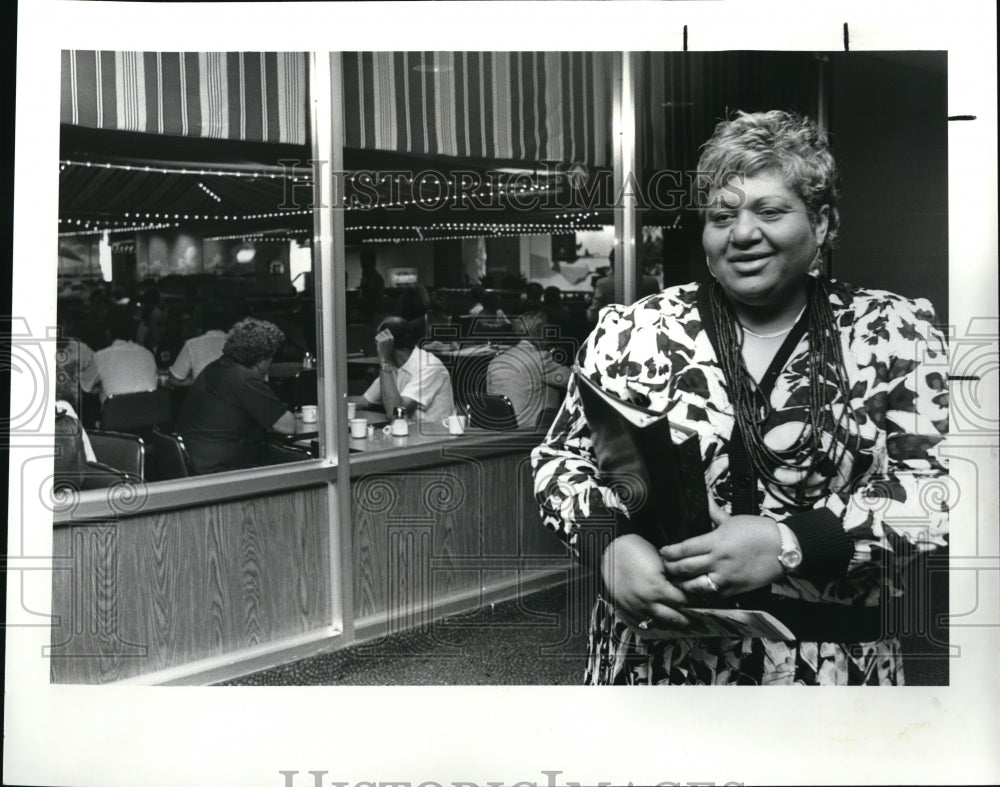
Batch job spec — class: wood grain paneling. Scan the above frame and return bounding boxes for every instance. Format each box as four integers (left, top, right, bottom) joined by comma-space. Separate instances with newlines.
51, 450, 571, 683
51, 486, 331, 684
352, 452, 570, 626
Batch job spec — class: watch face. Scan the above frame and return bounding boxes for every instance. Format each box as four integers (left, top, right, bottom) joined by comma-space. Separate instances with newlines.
779, 549, 803, 570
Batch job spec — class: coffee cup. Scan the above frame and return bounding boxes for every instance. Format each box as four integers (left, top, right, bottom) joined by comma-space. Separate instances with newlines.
443, 414, 468, 435
347, 401, 357, 419
300, 405, 318, 424
349, 417, 368, 439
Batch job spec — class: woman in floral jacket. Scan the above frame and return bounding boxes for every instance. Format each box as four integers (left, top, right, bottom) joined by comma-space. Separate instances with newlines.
531, 110, 949, 685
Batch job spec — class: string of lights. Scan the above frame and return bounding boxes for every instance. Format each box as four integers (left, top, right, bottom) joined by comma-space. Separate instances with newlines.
58, 159, 311, 180
58, 222, 180, 237
203, 229, 311, 242
197, 182, 223, 202
59, 159, 575, 212
59, 214, 601, 233
361, 228, 604, 244
58, 209, 313, 225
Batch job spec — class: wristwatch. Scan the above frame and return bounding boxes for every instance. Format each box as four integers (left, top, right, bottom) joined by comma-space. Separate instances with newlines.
776, 522, 803, 573
380, 362, 395, 373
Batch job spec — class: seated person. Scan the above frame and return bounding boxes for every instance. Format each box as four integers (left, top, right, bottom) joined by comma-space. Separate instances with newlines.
469, 291, 510, 335
87, 309, 158, 402
54, 399, 97, 464
351, 316, 455, 429
135, 287, 166, 355
175, 318, 296, 474
55, 333, 97, 413
168, 307, 231, 385
522, 281, 544, 308
487, 310, 570, 430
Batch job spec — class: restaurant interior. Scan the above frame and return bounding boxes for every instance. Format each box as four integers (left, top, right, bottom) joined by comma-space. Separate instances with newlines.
50, 50, 949, 684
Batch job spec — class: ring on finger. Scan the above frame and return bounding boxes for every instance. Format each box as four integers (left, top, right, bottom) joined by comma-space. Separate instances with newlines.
637, 616, 653, 630
700, 574, 720, 594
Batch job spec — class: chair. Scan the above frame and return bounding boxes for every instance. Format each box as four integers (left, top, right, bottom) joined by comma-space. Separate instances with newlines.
147, 427, 194, 481
101, 389, 173, 434
88, 430, 146, 481
265, 441, 313, 465
465, 391, 518, 431
54, 461, 135, 492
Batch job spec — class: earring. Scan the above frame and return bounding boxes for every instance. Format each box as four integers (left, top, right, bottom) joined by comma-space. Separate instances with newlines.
808, 247, 823, 274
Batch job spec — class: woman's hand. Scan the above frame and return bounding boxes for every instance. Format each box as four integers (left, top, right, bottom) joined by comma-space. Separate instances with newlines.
659, 498, 785, 599
601, 533, 691, 637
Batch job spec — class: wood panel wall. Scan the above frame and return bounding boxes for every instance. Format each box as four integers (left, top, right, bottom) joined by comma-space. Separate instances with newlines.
50, 485, 331, 684
352, 450, 571, 631
50, 450, 573, 684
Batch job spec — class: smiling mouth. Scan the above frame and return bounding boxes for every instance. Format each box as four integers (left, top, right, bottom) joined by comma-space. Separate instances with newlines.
728, 254, 772, 273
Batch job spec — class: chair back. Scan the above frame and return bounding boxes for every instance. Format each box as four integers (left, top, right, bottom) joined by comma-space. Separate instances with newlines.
147, 427, 194, 481
80, 462, 136, 490
88, 430, 146, 481
265, 441, 313, 465
101, 389, 173, 433
465, 391, 518, 431
54, 461, 134, 492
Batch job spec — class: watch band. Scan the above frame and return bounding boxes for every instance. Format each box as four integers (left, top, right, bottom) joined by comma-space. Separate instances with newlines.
380, 363, 395, 373
776, 522, 803, 573
776, 522, 797, 552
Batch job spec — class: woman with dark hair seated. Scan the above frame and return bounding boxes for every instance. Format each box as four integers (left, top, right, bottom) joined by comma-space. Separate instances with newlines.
532, 110, 949, 685
175, 318, 296, 474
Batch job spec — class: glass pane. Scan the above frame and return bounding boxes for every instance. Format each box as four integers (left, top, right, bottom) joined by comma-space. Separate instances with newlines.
55, 55, 321, 484
339, 51, 614, 445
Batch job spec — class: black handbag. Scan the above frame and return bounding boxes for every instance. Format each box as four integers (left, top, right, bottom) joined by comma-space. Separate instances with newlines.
574, 370, 711, 549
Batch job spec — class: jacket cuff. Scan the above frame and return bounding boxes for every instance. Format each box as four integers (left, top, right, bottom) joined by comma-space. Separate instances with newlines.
784, 507, 854, 582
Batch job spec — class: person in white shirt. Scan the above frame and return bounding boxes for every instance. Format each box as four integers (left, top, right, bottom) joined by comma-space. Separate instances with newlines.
352, 316, 455, 430
487, 310, 570, 430
169, 309, 231, 385
86, 310, 158, 402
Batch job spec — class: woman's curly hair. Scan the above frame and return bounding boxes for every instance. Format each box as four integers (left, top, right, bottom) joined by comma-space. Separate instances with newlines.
223, 318, 285, 367
696, 110, 841, 257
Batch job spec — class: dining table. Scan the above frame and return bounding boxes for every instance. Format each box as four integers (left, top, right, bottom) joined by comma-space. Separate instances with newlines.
282, 407, 500, 456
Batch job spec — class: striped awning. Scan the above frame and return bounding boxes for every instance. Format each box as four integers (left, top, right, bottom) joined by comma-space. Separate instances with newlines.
343, 52, 612, 166
61, 51, 612, 166
61, 51, 309, 145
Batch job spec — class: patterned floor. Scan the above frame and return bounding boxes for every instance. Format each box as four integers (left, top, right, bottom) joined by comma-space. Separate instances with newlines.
219, 582, 949, 686
220, 584, 591, 686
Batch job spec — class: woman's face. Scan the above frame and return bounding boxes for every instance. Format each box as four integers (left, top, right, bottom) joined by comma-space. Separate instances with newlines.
703, 169, 828, 312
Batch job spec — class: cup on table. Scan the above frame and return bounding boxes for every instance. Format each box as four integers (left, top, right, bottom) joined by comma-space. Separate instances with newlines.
349, 417, 368, 439
347, 401, 357, 420
443, 413, 468, 435
300, 405, 318, 424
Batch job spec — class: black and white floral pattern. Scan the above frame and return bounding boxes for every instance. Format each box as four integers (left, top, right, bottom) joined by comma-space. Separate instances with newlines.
531, 278, 949, 685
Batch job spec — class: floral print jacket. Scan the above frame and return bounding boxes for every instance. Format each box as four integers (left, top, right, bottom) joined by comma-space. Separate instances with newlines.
531, 278, 949, 628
